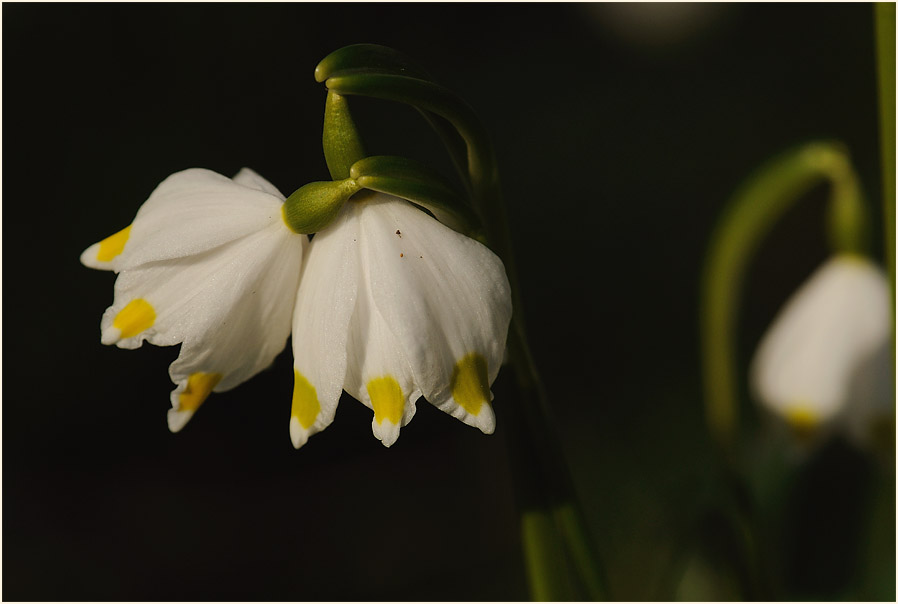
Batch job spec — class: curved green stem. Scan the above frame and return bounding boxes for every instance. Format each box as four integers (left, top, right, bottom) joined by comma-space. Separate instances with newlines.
322, 54, 607, 599
325, 72, 525, 335
327, 67, 605, 602
323, 74, 495, 215
314, 43, 433, 83
700, 142, 869, 457
349, 155, 482, 237
316, 45, 473, 192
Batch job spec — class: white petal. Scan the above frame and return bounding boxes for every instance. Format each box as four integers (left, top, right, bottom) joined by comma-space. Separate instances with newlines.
357, 194, 512, 434
80, 168, 286, 273
112, 168, 286, 270
343, 271, 421, 447
102, 220, 304, 429
233, 167, 286, 199
289, 205, 361, 449
750, 255, 892, 430
842, 338, 895, 448
102, 222, 289, 347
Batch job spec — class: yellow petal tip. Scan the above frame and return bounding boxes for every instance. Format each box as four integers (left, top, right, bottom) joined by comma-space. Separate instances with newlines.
113, 298, 156, 339
96, 225, 132, 262
451, 353, 490, 416
367, 376, 404, 425
178, 372, 222, 414
291, 370, 321, 430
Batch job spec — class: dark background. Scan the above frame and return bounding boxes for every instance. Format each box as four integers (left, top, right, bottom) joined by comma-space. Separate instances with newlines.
3, 3, 893, 601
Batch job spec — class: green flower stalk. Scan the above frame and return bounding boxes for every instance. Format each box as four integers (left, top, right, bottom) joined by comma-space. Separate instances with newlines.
314, 44, 607, 600
875, 3, 896, 301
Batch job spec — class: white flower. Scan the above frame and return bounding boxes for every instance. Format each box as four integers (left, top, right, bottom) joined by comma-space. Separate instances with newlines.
81, 168, 307, 431
750, 255, 893, 444
287, 192, 513, 448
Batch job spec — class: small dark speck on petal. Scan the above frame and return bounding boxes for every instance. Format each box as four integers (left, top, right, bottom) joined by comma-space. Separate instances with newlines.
396, 230, 402, 237
419, 256, 423, 259
400, 253, 404, 258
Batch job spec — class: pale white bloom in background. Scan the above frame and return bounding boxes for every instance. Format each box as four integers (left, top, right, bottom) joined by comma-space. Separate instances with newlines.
288, 192, 512, 448
81, 168, 307, 431
750, 255, 894, 445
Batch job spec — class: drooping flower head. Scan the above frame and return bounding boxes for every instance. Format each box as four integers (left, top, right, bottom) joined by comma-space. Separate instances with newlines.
750, 254, 893, 445
289, 192, 512, 448
83, 43, 516, 449
83, 171, 512, 447
81, 168, 307, 431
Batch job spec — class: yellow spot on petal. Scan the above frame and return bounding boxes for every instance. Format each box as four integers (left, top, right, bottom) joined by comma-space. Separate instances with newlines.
367, 376, 403, 425
451, 353, 490, 416
292, 370, 321, 429
113, 298, 156, 339
96, 225, 132, 262
179, 372, 222, 412
786, 404, 818, 441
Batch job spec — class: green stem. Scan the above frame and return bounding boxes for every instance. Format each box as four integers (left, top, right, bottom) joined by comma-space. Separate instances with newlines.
555, 503, 607, 600
324, 74, 493, 206
521, 510, 575, 600
502, 321, 607, 600
875, 3, 896, 305
325, 69, 607, 601
866, 10, 897, 600
700, 142, 869, 457
314, 45, 473, 193
874, 2, 895, 330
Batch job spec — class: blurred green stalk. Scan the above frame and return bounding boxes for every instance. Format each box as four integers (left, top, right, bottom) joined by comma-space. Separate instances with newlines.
875, 3, 896, 301
522, 510, 573, 600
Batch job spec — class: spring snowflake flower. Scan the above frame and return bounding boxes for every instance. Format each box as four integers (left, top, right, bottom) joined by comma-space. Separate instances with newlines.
288, 192, 513, 448
81, 168, 307, 431
750, 255, 893, 443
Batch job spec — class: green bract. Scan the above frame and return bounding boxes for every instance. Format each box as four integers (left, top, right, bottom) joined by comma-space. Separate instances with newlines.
282, 179, 361, 234
350, 156, 482, 238
313, 44, 491, 239
323, 91, 365, 181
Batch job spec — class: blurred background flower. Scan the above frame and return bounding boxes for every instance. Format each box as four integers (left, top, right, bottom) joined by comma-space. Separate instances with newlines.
751, 255, 892, 448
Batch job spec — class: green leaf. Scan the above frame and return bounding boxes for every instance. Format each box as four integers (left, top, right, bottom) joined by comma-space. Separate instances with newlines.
282, 179, 360, 234
350, 155, 482, 238
323, 90, 365, 181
